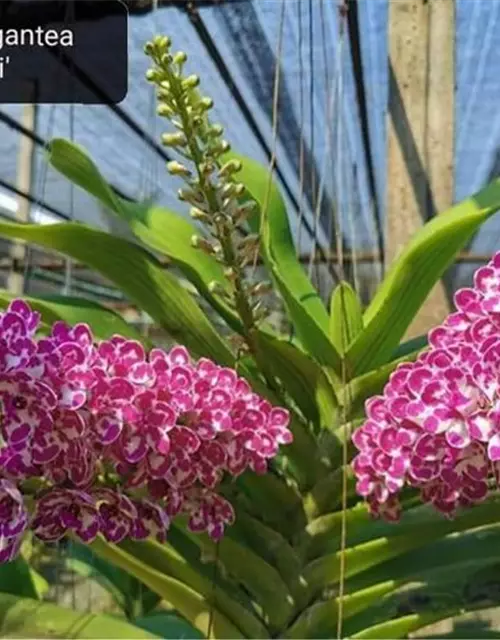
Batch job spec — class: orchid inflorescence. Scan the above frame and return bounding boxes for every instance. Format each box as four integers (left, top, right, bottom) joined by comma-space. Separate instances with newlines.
144, 35, 272, 351
352, 251, 500, 521
0, 300, 292, 563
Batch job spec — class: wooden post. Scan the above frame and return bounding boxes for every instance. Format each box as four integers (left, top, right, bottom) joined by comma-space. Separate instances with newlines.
7, 102, 37, 294
386, 0, 455, 338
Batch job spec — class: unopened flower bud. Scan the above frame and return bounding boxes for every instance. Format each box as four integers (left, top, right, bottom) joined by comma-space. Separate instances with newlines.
211, 140, 231, 157
207, 124, 224, 138
199, 161, 214, 177
173, 51, 188, 65
198, 97, 214, 112
182, 75, 200, 90
178, 188, 205, 205
160, 53, 172, 67
146, 68, 161, 82
161, 132, 187, 147
238, 234, 260, 259
224, 267, 237, 281
208, 281, 230, 298
157, 103, 174, 118
251, 281, 273, 296
167, 161, 191, 177
218, 159, 242, 178
144, 42, 155, 56
190, 207, 210, 222
191, 235, 215, 254
234, 200, 258, 223
153, 35, 171, 51
220, 183, 237, 198
233, 183, 246, 197
214, 212, 231, 226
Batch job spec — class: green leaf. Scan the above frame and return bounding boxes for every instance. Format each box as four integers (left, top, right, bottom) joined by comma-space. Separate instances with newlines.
329, 281, 364, 354
229, 152, 342, 375
391, 333, 428, 359
291, 521, 500, 638
177, 523, 294, 633
350, 611, 459, 640
89, 536, 247, 639
0, 291, 144, 343
302, 465, 357, 522
133, 612, 203, 639
347, 178, 500, 375
0, 555, 48, 600
118, 537, 268, 639
67, 542, 158, 619
233, 472, 305, 538
255, 332, 338, 430
0, 593, 158, 639
302, 497, 500, 599
0, 220, 235, 366
47, 138, 242, 333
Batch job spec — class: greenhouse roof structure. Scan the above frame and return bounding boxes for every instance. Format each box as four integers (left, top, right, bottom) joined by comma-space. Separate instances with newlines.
0, 0, 499, 309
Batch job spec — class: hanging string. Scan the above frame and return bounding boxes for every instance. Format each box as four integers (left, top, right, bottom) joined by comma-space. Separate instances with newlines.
139, 0, 160, 204
22, 105, 56, 293
307, 0, 343, 285
250, 0, 286, 279
295, 0, 306, 260
62, 1, 76, 297
330, 2, 350, 638
62, 102, 75, 297
348, 164, 361, 295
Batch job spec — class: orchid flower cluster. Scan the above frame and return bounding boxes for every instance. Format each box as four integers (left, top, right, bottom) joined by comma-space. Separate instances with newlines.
352, 252, 500, 521
0, 300, 292, 563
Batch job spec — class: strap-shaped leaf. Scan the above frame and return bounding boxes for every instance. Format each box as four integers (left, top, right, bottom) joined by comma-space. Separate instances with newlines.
329, 281, 364, 355
47, 138, 242, 333
347, 178, 500, 375
0, 592, 158, 639
133, 612, 203, 639
302, 498, 500, 599
0, 554, 48, 600
345, 530, 500, 637
177, 521, 294, 633
89, 536, 246, 639
255, 332, 338, 430
229, 152, 342, 375
0, 220, 235, 366
228, 510, 308, 609
119, 538, 268, 639
67, 541, 159, 618
391, 333, 428, 359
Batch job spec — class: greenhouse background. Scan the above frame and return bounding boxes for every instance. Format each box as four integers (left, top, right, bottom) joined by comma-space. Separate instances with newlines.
1, 0, 500, 638
1, 0, 499, 328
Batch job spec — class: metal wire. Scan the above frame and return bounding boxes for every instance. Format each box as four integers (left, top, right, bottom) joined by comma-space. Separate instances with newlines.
296, 0, 306, 259
250, 0, 286, 279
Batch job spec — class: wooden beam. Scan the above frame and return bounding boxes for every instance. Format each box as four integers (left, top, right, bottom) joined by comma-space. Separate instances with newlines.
386, 0, 455, 338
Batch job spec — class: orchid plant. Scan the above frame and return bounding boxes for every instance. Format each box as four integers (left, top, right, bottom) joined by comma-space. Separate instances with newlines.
1, 33, 500, 640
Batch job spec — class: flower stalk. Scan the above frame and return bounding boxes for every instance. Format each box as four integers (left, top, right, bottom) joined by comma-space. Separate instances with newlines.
144, 36, 269, 359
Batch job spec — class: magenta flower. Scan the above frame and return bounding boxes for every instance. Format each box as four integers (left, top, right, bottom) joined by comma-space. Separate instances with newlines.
352, 251, 500, 520
32, 488, 101, 543
0, 479, 28, 563
0, 298, 293, 563
93, 489, 137, 543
